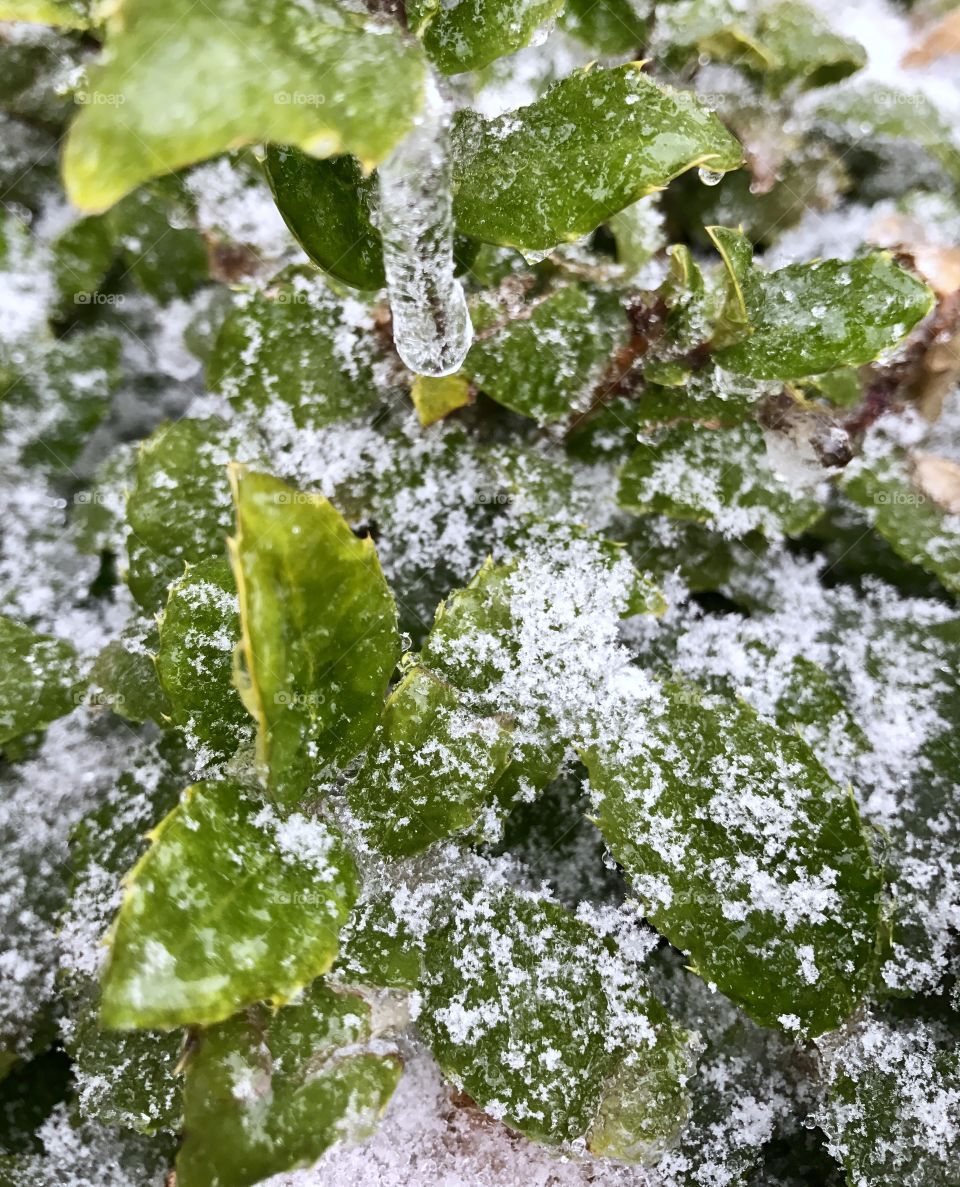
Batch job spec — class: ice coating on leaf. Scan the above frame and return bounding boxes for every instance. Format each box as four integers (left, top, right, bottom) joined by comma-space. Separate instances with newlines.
177, 981, 401, 1187
377, 78, 473, 378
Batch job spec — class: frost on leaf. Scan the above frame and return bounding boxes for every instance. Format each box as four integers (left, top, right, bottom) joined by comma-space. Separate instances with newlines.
816, 1013, 960, 1187
464, 283, 629, 424
420, 883, 693, 1150
177, 980, 400, 1187
843, 430, 960, 594
126, 418, 258, 611
156, 556, 251, 765
0, 614, 81, 746
619, 420, 822, 539
207, 269, 383, 428
99, 780, 358, 1029
346, 665, 513, 857
585, 682, 884, 1037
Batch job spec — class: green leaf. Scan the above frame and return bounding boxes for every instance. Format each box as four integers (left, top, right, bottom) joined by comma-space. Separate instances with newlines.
0, 616, 81, 747
156, 556, 251, 757
753, 1, 866, 94
0, 0, 90, 27
334, 891, 423, 990
62, 0, 427, 212
656, 0, 865, 96
346, 665, 513, 857
229, 467, 400, 805
618, 420, 822, 538
585, 682, 884, 1037
63, 736, 192, 1132
207, 269, 382, 429
411, 372, 472, 426
177, 981, 401, 1187
419, 0, 564, 74
842, 446, 960, 595
813, 83, 960, 192
421, 883, 691, 1146
451, 64, 743, 255
107, 177, 209, 303
562, 0, 649, 55
816, 1015, 960, 1187
464, 284, 628, 423
708, 228, 935, 378
87, 622, 172, 725
100, 779, 358, 1029
0, 329, 121, 474
263, 148, 385, 291
51, 214, 115, 308
126, 418, 252, 611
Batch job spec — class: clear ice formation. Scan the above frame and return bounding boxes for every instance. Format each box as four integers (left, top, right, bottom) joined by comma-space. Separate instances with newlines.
377, 77, 473, 378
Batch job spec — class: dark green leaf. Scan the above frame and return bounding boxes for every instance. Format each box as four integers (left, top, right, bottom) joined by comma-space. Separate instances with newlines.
451, 64, 743, 255
126, 418, 253, 611
263, 148, 385, 291
207, 269, 382, 428
156, 556, 251, 757
585, 682, 884, 1036
346, 665, 513, 856
420, 0, 564, 74
0, 616, 81, 747
618, 420, 821, 537
562, 0, 648, 55
88, 622, 171, 725
421, 883, 691, 1147
464, 284, 628, 423
107, 177, 208, 302
842, 446, 960, 594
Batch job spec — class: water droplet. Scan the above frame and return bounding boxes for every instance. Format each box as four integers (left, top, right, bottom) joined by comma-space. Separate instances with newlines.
697, 167, 725, 187
400, 632, 413, 653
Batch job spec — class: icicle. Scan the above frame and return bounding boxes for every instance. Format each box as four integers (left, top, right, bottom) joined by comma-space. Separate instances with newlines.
376, 77, 473, 378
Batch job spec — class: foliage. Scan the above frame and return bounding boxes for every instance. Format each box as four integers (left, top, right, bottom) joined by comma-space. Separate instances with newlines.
0, 1, 959, 1185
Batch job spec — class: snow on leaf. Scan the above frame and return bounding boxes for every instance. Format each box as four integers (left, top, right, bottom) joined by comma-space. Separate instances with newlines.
421, 882, 692, 1148
155, 556, 251, 762
346, 665, 513, 858
99, 779, 358, 1029
0, 614, 82, 746
585, 681, 884, 1037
